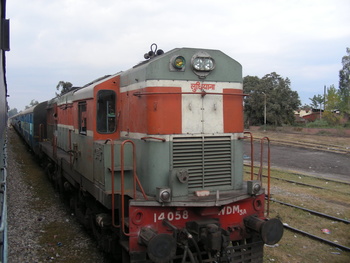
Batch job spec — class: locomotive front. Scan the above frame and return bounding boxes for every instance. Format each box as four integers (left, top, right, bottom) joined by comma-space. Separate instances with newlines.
115, 46, 283, 263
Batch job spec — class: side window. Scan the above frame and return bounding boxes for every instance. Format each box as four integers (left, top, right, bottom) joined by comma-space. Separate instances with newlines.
97, 90, 116, 133
79, 102, 87, 135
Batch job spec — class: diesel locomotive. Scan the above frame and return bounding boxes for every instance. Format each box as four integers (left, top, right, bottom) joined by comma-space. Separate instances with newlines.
11, 45, 283, 263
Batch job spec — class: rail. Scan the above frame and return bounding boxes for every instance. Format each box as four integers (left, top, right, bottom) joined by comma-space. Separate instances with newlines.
271, 198, 350, 224
251, 135, 350, 155
244, 164, 350, 187
283, 224, 350, 252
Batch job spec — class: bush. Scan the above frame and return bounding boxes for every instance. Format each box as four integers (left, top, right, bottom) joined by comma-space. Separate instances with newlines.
323, 111, 342, 126
305, 119, 329, 128
343, 122, 350, 128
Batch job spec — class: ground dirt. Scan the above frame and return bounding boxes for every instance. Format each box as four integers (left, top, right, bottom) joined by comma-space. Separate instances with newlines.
244, 130, 350, 182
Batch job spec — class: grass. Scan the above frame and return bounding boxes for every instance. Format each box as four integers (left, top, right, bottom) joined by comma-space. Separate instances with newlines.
244, 167, 350, 262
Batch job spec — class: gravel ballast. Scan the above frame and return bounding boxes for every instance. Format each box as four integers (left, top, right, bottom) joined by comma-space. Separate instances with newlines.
7, 128, 108, 263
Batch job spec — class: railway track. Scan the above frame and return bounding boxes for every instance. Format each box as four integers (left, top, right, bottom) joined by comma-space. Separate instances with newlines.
282, 224, 350, 252
245, 163, 350, 253
269, 197, 350, 252
253, 137, 350, 155
244, 170, 350, 195
259, 168, 350, 253
264, 174, 350, 194
270, 198, 350, 224
245, 134, 350, 259
271, 170, 350, 186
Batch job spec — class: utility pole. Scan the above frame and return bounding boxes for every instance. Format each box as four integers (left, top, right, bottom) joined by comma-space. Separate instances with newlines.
262, 92, 266, 131
324, 85, 326, 111
320, 85, 326, 120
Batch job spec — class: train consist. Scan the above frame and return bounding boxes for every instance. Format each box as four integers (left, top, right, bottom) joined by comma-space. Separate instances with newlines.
11, 45, 283, 263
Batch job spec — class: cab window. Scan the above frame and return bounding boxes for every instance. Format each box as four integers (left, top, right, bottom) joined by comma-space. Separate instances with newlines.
78, 102, 87, 135
97, 90, 116, 133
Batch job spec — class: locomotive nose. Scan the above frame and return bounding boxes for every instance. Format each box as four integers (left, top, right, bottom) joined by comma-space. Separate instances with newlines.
244, 216, 284, 245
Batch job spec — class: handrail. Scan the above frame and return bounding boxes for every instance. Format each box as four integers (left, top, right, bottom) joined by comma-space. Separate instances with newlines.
120, 140, 148, 237
53, 135, 57, 159
106, 139, 148, 235
120, 140, 148, 201
39, 124, 44, 142
105, 139, 117, 228
243, 132, 254, 180
68, 130, 72, 165
141, 137, 166, 142
259, 137, 271, 217
133, 91, 248, 97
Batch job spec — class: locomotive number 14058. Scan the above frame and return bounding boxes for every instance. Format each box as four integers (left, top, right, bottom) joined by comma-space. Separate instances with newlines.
153, 210, 189, 223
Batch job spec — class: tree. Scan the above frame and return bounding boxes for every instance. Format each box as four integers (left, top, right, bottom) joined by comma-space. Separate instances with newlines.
243, 76, 263, 126
300, 104, 311, 111
309, 94, 324, 110
56, 81, 73, 96
339, 47, 350, 117
243, 72, 300, 126
8, 108, 18, 117
323, 85, 342, 125
25, 99, 39, 109
325, 85, 340, 110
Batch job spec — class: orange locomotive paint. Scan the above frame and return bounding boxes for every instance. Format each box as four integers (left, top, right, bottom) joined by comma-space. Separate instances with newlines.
145, 87, 182, 135
223, 88, 244, 133
120, 86, 182, 135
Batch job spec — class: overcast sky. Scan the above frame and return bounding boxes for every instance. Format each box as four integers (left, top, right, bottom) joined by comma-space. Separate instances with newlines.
6, 0, 350, 111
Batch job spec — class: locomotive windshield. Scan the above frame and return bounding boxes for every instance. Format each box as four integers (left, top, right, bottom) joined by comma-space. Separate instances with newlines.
97, 90, 116, 133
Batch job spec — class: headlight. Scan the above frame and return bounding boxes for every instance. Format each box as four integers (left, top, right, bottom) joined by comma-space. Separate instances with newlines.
191, 51, 216, 78
193, 57, 215, 71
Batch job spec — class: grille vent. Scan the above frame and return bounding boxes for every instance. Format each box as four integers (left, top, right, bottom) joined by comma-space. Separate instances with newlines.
172, 136, 233, 190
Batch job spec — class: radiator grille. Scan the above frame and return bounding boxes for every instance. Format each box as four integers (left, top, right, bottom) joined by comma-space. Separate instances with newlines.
172, 136, 233, 189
